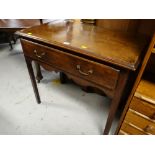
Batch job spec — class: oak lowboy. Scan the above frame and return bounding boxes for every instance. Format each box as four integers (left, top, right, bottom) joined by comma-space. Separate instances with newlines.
16, 20, 149, 134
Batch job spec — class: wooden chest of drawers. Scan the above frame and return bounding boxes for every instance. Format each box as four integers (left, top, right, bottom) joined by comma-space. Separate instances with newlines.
119, 79, 155, 135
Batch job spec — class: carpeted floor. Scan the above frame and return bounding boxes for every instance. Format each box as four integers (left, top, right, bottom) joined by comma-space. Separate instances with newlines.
0, 40, 119, 134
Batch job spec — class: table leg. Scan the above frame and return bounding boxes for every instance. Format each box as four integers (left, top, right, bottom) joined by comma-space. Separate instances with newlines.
103, 70, 129, 135
34, 62, 43, 83
25, 57, 41, 104
9, 40, 13, 50
7, 34, 13, 50
13, 34, 17, 44
60, 72, 67, 84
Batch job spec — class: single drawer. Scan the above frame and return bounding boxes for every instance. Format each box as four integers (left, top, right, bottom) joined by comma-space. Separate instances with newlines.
21, 39, 120, 90
125, 109, 155, 135
130, 97, 155, 120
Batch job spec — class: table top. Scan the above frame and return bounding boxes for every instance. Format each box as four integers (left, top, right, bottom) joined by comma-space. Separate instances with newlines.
0, 19, 40, 30
16, 19, 149, 70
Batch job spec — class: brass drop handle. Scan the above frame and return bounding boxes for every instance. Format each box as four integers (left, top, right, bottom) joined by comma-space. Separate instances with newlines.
34, 50, 45, 58
76, 65, 93, 76
144, 125, 155, 133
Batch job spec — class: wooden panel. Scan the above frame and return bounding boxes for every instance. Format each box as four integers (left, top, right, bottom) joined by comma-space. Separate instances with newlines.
135, 79, 155, 105
64, 73, 115, 98
138, 19, 155, 37
16, 20, 148, 71
125, 109, 155, 134
130, 97, 155, 120
121, 122, 146, 135
96, 19, 130, 30
21, 39, 120, 90
96, 19, 140, 33
145, 53, 155, 75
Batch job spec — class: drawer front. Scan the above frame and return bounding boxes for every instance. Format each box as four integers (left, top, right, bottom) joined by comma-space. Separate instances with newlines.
130, 97, 155, 120
120, 122, 147, 135
21, 39, 120, 90
125, 109, 155, 135
118, 130, 128, 135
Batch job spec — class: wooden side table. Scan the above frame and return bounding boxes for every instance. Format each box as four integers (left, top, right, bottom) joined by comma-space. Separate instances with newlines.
0, 19, 41, 49
16, 20, 149, 134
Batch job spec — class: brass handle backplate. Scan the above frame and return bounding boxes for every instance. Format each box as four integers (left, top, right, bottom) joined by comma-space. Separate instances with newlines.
76, 65, 93, 76
34, 50, 45, 58
144, 125, 155, 133
150, 113, 155, 120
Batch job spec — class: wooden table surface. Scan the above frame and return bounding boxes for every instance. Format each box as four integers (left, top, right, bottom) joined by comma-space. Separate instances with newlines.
0, 19, 40, 31
0, 19, 41, 50
17, 19, 148, 71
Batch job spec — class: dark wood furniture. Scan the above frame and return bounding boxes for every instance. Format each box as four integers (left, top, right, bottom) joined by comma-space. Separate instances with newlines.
0, 19, 41, 49
0, 19, 43, 82
116, 34, 155, 135
16, 19, 149, 134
